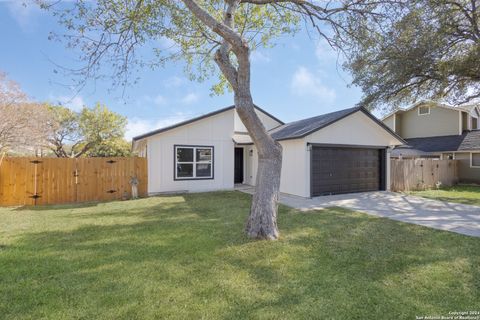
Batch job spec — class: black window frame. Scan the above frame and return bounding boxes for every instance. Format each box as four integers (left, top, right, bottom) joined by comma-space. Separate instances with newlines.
174, 145, 214, 180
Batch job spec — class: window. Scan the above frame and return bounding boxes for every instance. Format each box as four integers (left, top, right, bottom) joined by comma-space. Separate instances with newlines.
472, 117, 478, 130
471, 153, 480, 168
175, 145, 213, 180
418, 106, 430, 115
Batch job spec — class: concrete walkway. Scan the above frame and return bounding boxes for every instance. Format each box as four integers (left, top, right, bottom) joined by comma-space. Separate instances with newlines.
235, 185, 480, 237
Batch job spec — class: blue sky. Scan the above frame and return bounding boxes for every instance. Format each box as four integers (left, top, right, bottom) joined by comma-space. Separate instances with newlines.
0, 1, 366, 140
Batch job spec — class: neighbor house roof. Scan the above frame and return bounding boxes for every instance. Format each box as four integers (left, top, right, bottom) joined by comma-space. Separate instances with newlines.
380, 100, 477, 121
400, 130, 480, 153
132, 105, 283, 141
270, 106, 405, 143
391, 146, 433, 158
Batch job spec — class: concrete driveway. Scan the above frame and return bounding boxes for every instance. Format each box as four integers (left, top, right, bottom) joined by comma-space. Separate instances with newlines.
235, 186, 480, 237
282, 191, 480, 237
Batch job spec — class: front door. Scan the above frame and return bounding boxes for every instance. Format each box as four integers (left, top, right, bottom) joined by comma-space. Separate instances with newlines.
234, 147, 244, 184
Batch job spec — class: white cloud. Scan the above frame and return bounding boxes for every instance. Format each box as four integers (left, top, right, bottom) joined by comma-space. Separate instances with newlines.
49, 95, 86, 112
290, 66, 336, 103
251, 51, 271, 63
139, 94, 167, 107
163, 76, 184, 88
153, 94, 167, 106
291, 43, 301, 51
181, 93, 199, 105
6, 0, 40, 32
125, 113, 190, 140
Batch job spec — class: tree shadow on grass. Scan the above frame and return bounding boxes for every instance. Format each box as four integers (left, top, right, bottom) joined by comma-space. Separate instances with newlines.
13, 201, 103, 211
215, 206, 480, 318
411, 185, 480, 206
1, 191, 479, 319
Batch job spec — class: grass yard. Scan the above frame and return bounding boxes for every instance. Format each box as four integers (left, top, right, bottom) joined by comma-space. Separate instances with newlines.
409, 185, 480, 206
1, 192, 479, 319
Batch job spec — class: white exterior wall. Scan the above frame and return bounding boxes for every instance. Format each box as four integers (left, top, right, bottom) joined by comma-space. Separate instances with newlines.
146, 110, 235, 193
244, 145, 257, 186
144, 108, 402, 197
144, 107, 282, 194
245, 111, 403, 198
243, 140, 310, 197
234, 109, 282, 132
278, 140, 310, 197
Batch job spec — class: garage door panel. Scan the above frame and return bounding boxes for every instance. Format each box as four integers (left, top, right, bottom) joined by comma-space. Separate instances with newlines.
311, 146, 384, 196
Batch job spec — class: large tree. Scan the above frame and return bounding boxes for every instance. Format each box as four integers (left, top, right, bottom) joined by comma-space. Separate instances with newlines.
0, 72, 50, 154
47, 103, 128, 158
342, 0, 480, 111
42, 0, 399, 239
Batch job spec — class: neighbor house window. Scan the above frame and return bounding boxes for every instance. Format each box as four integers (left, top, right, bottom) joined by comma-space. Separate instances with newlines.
418, 106, 430, 115
471, 153, 480, 168
472, 117, 478, 130
175, 145, 213, 180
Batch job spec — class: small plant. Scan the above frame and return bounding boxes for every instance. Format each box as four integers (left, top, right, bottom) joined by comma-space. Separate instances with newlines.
435, 181, 442, 190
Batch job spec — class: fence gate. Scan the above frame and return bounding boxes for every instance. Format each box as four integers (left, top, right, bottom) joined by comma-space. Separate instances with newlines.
0, 157, 147, 206
390, 159, 458, 192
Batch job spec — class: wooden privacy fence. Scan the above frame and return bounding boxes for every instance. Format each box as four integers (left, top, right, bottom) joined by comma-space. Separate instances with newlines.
390, 159, 458, 192
0, 157, 147, 206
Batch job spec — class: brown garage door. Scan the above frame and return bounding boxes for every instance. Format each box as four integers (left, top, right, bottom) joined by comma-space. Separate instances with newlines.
311, 146, 385, 196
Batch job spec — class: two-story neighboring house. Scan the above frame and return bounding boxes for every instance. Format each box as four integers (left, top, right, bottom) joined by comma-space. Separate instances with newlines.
381, 101, 480, 183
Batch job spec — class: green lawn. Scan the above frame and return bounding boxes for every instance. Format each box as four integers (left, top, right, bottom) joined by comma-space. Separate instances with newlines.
1, 192, 479, 319
409, 185, 480, 206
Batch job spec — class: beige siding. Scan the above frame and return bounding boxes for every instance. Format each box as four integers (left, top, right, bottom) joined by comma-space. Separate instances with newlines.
383, 114, 395, 132
400, 105, 460, 138
395, 114, 402, 134
448, 152, 480, 183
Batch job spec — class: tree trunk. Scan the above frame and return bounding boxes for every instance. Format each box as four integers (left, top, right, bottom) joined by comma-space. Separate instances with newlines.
180, 0, 283, 239
234, 90, 282, 240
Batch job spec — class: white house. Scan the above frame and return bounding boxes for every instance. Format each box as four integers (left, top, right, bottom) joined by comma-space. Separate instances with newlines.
132, 105, 404, 197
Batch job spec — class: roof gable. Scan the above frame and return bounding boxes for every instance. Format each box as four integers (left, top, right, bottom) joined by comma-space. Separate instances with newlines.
270, 107, 360, 140
380, 100, 468, 121
271, 107, 405, 143
132, 105, 283, 141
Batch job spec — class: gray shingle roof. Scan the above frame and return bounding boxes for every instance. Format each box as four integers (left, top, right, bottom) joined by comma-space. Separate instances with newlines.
270, 107, 361, 140
391, 146, 434, 158
402, 130, 480, 153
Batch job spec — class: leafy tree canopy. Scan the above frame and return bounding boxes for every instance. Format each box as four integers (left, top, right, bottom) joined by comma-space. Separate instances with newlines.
47, 103, 128, 158
41, 0, 388, 95
85, 138, 132, 157
341, 0, 480, 112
